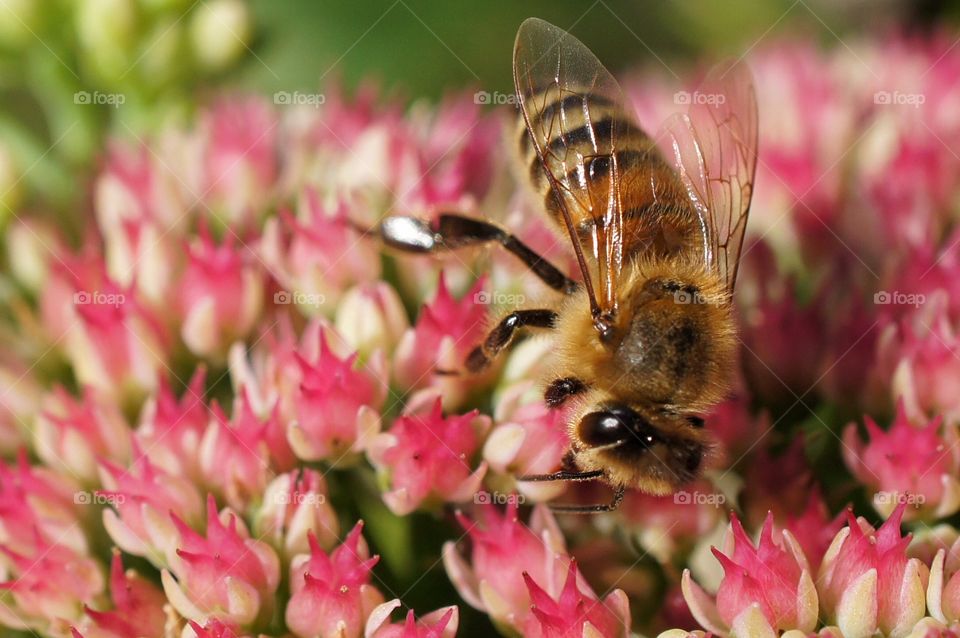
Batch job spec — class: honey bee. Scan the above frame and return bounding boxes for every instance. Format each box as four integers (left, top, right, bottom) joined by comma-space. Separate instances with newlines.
373, 18, 757, 512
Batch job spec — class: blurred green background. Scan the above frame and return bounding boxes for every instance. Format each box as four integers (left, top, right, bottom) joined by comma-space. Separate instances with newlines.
0, 0, 955, 225
241, 0, 948, 98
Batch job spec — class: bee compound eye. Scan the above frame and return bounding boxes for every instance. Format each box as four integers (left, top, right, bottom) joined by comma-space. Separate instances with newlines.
579, 405, 655, 448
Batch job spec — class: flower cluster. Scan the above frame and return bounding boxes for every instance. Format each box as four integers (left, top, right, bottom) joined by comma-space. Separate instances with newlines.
2, 25, 960, 638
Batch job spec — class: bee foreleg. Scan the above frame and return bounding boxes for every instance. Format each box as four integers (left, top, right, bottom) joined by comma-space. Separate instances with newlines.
376, 213, 578, 294
516, 469, 625, 514
544, 377, 588, 407
466, 309, 557, 372
517, 468, 604, 482
547, 485, 625, 514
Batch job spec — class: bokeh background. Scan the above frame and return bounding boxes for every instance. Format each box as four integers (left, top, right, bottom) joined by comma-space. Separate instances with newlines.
1, 1, 960, 636
0, 0, 953, 223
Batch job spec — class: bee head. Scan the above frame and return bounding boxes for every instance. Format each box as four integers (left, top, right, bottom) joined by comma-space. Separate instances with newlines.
574, 403, 707, 494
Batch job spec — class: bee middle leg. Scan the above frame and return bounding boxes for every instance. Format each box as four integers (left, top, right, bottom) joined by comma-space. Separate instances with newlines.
465, 309, 557, 372
372, 213, 578, 294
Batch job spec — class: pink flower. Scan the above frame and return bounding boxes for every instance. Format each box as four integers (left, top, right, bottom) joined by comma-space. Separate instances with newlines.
254, 469, 340, 563
368, 395, 489, 515
261, 193, 380, 313
779, 491, 846, 570
364, 601, 458, 638
741, 435, 815, 526
230, 318, 383, 426
201, 97, 278, 230
334, 281, 410, 358
74, 552, 167, 638
853, 35, 960, 255
99, 452, 204, 567
844, 399, 960, 520
748, 42, 854, 262
700, 394, 766, 470
287, 83, 403, 195
816, 286, 879, 405
5, 217, 66, 294
161, 495, 280, 628
443, 502, 569, 632
737, 241, 825, 405
881, 236, 960, 323
879, 299, 960, 421
921, 532, 960, 627
179, 230, 264, 358
618, 480, 726, 564
227, 317, 321, 421
0, 532, 104, 631
200, 392, 295, 511
391, 94, 498, 211
520, 561, 631, 638
0, 453, 84, 555
94, 141, 196, 236
0, 354, 42, 456
135, 367, 209, 481
101, 216, 178, 311
285, 522, 384, 638
185, 620, 245, 638
818, 504, 926, 637
287, 330, 387, 462
682, 513, 818, 636
34, 386, 131, 484
393, 273, 489, 403
55, 262, 169, 404
483, 381, 570, 502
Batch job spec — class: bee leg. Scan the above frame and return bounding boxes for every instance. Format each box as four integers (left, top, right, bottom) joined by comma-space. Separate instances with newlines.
518, 468, 604, 482
518, 467, 625, 513
374, 213, 578, 294
544, 377, 588, 407
465, 309, 557, 372
547, 485, 626, 514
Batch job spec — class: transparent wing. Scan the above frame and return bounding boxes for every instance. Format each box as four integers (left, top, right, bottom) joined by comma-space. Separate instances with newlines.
513, 17, 639, 319
661, 60, 758, 292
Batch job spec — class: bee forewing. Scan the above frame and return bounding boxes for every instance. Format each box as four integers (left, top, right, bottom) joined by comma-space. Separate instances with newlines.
513, 17, 655, 318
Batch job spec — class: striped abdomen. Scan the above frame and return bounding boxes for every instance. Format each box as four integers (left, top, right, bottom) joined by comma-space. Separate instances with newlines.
516, 88, 701, 263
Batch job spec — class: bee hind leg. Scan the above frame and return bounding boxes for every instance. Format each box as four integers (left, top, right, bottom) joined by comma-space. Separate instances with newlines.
374, 213, 578, 294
